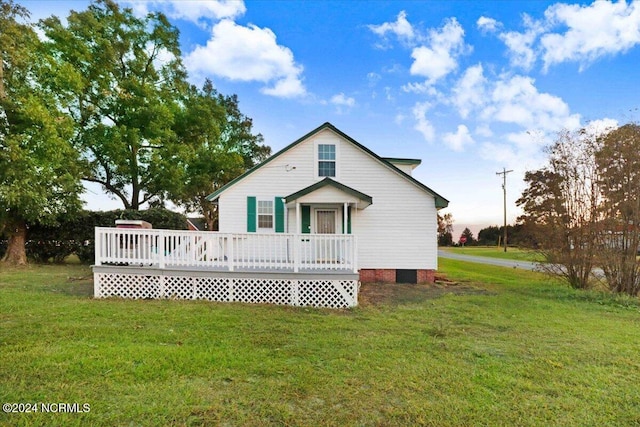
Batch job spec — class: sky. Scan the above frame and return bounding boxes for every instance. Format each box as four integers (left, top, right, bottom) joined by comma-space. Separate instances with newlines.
19, 0, 640, 237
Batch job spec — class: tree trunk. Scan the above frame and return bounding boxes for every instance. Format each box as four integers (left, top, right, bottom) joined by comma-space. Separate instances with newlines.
201, 198, 218, 231
1, 218, 28, 265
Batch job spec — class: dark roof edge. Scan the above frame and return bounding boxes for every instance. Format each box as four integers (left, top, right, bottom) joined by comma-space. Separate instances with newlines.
284, 177, 373, 204
381, 157, 422, 166
206, 122, 335, 201
323, 124, 449, 209
207, 122, 449, 209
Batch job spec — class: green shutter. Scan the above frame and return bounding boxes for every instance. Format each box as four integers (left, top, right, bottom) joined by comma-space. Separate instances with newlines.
275, 197, 285, 233
301, 205, 311, 234
342, 206, 352, 234
247, 196, 256, 232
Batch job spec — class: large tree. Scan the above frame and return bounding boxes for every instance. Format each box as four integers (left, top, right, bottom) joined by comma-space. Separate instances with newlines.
40, 0, 189, 209
517, 129, 603, 289
595, 123, 640, 295
0, 0, 83, 265
169, 80, 270, 230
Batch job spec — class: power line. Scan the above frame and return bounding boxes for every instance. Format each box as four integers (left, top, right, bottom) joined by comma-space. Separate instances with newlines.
496, 167, 513, 252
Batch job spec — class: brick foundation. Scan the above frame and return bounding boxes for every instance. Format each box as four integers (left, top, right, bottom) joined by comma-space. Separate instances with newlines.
417, 269, 435, 284
359, 269, 435, 284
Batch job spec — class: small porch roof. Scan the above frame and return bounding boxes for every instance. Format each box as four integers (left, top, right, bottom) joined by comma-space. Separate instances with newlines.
284, 177, 372, 209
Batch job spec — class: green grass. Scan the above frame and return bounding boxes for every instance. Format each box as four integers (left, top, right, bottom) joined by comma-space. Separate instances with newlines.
442, 245, 545, 262
1, 262, 640, 426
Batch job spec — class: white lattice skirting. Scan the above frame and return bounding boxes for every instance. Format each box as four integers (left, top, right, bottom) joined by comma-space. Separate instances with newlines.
93, 270, 359, 309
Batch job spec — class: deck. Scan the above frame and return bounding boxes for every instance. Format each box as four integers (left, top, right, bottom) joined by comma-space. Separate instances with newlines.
92, 228, 360, 308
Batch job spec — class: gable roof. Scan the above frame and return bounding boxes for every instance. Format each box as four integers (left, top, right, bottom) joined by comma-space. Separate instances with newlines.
206, 122, 449, 208
285, 177, 373, 207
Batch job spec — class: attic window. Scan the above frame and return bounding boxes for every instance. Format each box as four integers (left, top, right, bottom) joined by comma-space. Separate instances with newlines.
318, 144, 336, 177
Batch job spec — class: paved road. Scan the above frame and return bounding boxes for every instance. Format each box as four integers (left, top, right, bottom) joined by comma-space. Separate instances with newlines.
439, 250, 606, 278
438, 250, 540, 271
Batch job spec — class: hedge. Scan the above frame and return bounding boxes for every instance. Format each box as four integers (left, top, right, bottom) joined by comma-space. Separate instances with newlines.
1, 208, 188, 264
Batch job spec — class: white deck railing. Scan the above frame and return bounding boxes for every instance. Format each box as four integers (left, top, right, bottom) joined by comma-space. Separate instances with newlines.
94, 227, 357, 273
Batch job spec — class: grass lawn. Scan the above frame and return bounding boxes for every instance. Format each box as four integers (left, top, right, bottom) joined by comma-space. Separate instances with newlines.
1, 262, 640, 426
441, 245, 545, 262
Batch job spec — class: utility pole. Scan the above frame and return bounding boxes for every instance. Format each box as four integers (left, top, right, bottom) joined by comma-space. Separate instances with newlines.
496, 168, 513, 252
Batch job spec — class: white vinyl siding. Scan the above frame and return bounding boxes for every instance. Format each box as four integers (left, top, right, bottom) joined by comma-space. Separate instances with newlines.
217, 128, 439, 270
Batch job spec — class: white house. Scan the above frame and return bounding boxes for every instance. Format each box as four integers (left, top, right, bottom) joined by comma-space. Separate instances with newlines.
207, 122, 448, 284
92, 122, 449, 308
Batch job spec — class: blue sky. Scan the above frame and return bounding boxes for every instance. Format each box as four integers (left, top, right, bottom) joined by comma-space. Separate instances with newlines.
21, 0, 640, 236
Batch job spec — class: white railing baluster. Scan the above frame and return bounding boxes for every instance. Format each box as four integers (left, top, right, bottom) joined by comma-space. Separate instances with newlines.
228, 235, 234, 271
158, 230, 165, 268
94, 228, 356, 273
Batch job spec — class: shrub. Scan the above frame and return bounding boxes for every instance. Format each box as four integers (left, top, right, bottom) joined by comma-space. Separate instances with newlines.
25, 208, 188, 263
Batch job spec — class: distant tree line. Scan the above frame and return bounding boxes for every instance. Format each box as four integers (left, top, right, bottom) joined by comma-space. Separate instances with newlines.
0, 0, 270, 265
438, 217, 533, 247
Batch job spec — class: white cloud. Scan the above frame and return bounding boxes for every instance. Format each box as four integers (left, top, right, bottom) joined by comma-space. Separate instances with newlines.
492, 1, 640, 72
479, 141, 519, 165
499, 14, 545, 70
384, 87, 394, 101
331, 93, 355, 107
185, 19, 306, 98
409, 17, 470, 83
401, 81, 438, 95
128, 0, 246, 24
368, 10, 417, 47
443, 125, 475, 151
479, 130, 550, 172
412, 102, 435, 142
540, 0, 640, 71
476, 124, 493, 138
395, 114, 406, 125
451, 64, 487, 119
262, 75, 307, 98
582, 118, 619, 137
367, 72, 382, 86
489, 74, 581, 132
330, 93, 356, 113
477, 16, 501, 33
450, 65, 580, 133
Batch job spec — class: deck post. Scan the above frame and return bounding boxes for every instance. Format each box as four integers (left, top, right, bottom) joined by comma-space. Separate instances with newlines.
95, 228, 102, 266
352, 235, 358, 274
293, 235, 300, 273
158, 230, 165, 269
343, 202, 348, 234
228, 235, 234, 272
294, 203, 301, 272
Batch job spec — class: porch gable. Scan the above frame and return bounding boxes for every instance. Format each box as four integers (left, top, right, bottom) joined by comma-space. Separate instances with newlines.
285, 177, 372, 208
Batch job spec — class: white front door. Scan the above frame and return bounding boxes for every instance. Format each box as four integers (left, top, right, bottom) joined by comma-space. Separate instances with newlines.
316, 210, 337, 234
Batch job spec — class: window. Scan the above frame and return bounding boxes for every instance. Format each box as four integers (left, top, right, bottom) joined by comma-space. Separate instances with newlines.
318, 144, 336, 177
257, 200, 273, 229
